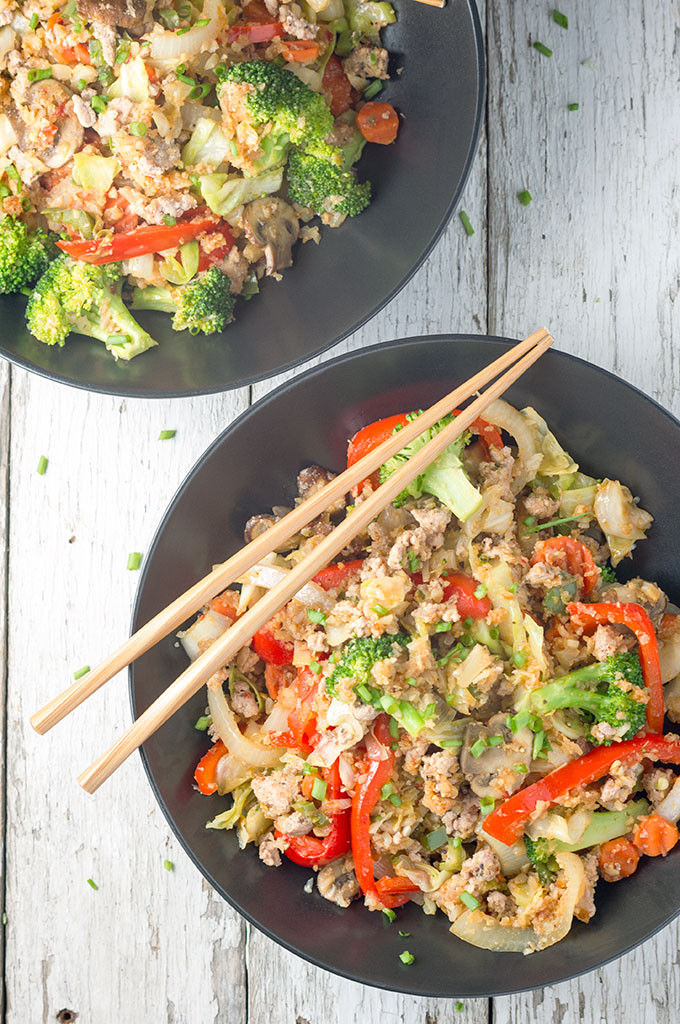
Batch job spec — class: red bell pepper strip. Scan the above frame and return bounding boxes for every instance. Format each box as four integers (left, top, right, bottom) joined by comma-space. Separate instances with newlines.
313, 559, 365, 591
194, 739, 226, 795
351, 714, 397, 898
568, 601, 664, 733
226, 21, 282, 42
410, 570, 491, 619
252, 626, 293, 666
209, 590, 238, 620
322, 55, 353, 117
56, 218, 219, 265
482, 733, 680, 846
346, 410, 503, 495
269, 665, 319, 752
277, 760, 351, 867
531, 537, 598, 597
374, 875, 420, 908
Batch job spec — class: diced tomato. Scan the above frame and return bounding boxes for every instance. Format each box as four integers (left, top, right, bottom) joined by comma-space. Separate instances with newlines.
599, 837, 640, 882
410, 570, 491, 619
632, 813, 679, 857
322, 56, 353, 117
531, 537, 598, 597
210, 590, 239, 620
226, 20, 282, 42
356, 102, 399, 145
251, 627, 293, 666
264, 662, 288, 699
269, 665, 320, 753
313, 559, 365, 591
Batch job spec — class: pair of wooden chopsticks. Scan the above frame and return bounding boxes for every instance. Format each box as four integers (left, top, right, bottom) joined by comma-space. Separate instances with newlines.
30, 328, 553, 792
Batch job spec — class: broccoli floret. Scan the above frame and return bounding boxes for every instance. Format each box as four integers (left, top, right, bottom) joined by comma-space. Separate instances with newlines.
218, 60, 334, 153
131, 268, 235, 336
286, 149, 371, 219
326, 634, 410, 697
524, 835, 559, 887
0, 217, 55, 294
530, 653, 647, 744
599, 563, 618, 585
378, 412, 483, 523
26, 255, 157, 360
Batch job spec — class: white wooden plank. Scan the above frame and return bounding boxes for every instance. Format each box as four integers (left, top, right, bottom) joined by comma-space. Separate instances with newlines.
0, 361, 9, 1001
4, 369, 250, 1024
488, 1, 680, 1022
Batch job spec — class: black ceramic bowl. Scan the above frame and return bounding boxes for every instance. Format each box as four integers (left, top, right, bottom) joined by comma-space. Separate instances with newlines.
131, 336, 680, 996
0, 4, 483, 398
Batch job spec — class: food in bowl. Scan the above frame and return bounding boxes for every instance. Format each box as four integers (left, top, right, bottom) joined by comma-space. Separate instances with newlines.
0, 0, 398, 359
182, 398, 680, 954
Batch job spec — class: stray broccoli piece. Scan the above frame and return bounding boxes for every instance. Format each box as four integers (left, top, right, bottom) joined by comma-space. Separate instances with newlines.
287, 149, 371, 219
0, 217, 55, 294
530, 653, 647, 744
131, 268, 235, 336
326, 634, 410, 697
26, 255, 157, 360
599, 563, 618, 585
218, 60, 334, 154
379, 412, 483, 523
524, 835, 559, 887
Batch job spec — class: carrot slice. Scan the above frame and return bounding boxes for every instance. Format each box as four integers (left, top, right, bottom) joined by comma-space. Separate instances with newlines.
356, 102, 399, 145
632, 813, 679, 857
598, 837, 640, 882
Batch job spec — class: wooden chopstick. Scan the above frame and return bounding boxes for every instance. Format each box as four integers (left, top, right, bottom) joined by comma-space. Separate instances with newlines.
76, 332, 553, 793
30, 329, 549, 737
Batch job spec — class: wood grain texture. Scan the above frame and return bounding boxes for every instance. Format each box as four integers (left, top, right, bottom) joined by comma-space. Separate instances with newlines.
0, 362, 9, 1016
3, 0, 680, 1020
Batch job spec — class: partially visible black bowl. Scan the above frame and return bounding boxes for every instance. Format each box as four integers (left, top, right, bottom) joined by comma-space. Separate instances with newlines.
131, 335, 680, 996
0, 3, 484, 397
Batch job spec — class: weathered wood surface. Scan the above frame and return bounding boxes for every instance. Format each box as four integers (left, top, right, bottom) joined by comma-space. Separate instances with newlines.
3, 0, 679, 1021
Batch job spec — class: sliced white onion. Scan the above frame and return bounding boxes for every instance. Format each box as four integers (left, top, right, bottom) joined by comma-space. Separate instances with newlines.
526, 807, 592, 845
482, 399, 542, 493
150, 0, 226, 60
483, 834, 529, 877
338, 751, 356, 791
208, 685, 281, 769
215, 752, 252, 794
260, 702, 290, 735
451, 851, 585, 953
0, 114, 17, 157
656, 777, 680, 824
122, 252, 155, 282
0, 25, 15, 63
178, 609, 232, 661
238, 563, 334, 611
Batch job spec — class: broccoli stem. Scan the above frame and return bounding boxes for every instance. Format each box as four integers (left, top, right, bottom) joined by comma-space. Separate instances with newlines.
554, 798, 650, 852
73, 292, 157, 360
130, 285, 176, 314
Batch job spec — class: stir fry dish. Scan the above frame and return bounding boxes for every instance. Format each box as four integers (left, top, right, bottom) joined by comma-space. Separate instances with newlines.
185, 399, 680, 954
0, 0, 398, 359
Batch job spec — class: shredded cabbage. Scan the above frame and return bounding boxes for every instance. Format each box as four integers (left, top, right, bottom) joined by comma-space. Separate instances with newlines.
159, 240, 200, 285
108, 55, 149, 104
181, 117, 232, 169
522, 407, 579, 476
593, 479, 653, 565
72, 153, 119, 194
198, 167, 284, 218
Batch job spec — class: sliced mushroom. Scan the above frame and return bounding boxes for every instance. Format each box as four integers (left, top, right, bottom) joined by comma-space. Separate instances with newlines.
243, 512, 305, 553
77, 0, 151, 31
297, 464, 346, 514
243, 197, 300, 275
460, 713, 533, 800
600, 578, 668, 625
10, 80, 83, 169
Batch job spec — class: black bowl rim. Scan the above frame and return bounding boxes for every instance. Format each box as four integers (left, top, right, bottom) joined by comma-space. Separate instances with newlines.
0, 4, 485, 399
130, 333, 680, 996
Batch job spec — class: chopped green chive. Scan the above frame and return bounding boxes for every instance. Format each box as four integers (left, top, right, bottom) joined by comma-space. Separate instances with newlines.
389, 717, 399, 740
507, 710, 531, 732
567, 102, 579, 111
518, 190, 533, 206
381, 782, 395, 799
1, 912, 6, 925
456, 1001, 464, 1012
307, 608, 326, 625
130, 121, 147, 137
28, 68, 52, 82
127, 551, 142, 571
435, 621, 452, 633
363, 79, 383, 100
302, 762, 317, 775
381, 696, 399, 716
553, 9, 568, 28
356, 683, 374, 704
451, 836, 462, 848
73, 665, 90, 680
532, 41, 553, 57
163, 859, 174, 871
407, 549, 421, 573
513, 763, 528, 773
309, 659, 321, 675
513, 651, 527, 668
176, 25, 191, 35
87, 878, 98, 891
158, 428, 176, 439
189, 82, 211, 100
0, 183, 10, 198
383, 907, 396, 923
406, 676, 417, 686
489, 627, 500, 640
439, 738, 463, 749
195, 17, 211, 26
229, 140, 238, 157
524, 512, 587, 533
480, 796, 495, 815
473, 583, 487, 599
195, 715, 211, 731
29, 13, 39, 29
459, 891, 480, 911
399, 950, 415, 965
509, 582, 518, 593
371, 603, 389, 617
470, 737, 487, 758
388, 793, 402, 807
459, 210, 475, 236
524, 515, 537, 526
423, 826, 447, 850
76, 78, 86, 91
311, 777, 327, 801
177, 72, 196, 85
36, 455, 48, 475
487, 735, 504, 747
91, 96, 108, 114
399, 929, 410, 937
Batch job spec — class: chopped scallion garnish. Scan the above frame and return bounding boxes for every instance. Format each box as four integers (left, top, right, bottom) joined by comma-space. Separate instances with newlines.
517, 190, 533, 206
459, 210, 475, 236
127, 551, 142, 571
473, 583, 487, 599
371, 603, 389, 617
423, 826, 447, 850
195, 17, 211, 26
399, 950, 415, 965
383, 907, 396, 923
470, 737, 487, 758
163, 859, 174, 871
309, 659, 321, 675
513, 651, 527, 668
381, 782, 395, 799
91, 96, 108, 114
389, 716, 399, 740
73, 665, 90, 680
307, 608, 326, 625
487, 735, 503, 747
158, 428, 176, 439
130, 121, 147, 137
29, 13, 39, 29
311, 777, 328, 801
480, 796, 495, 815
568, 102, 579, 111
533, 41, 553, 57
363, 79, 383, 100
553, 9, 568, 28
36, 455, 48, 475
399, 929, 410, 938
459, 891, 479, 911
407, 549, 421, 573
28, 68, 52, 82
195, 715, 211, 731
434, 621, 452, 633
87, 878, 99, 891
